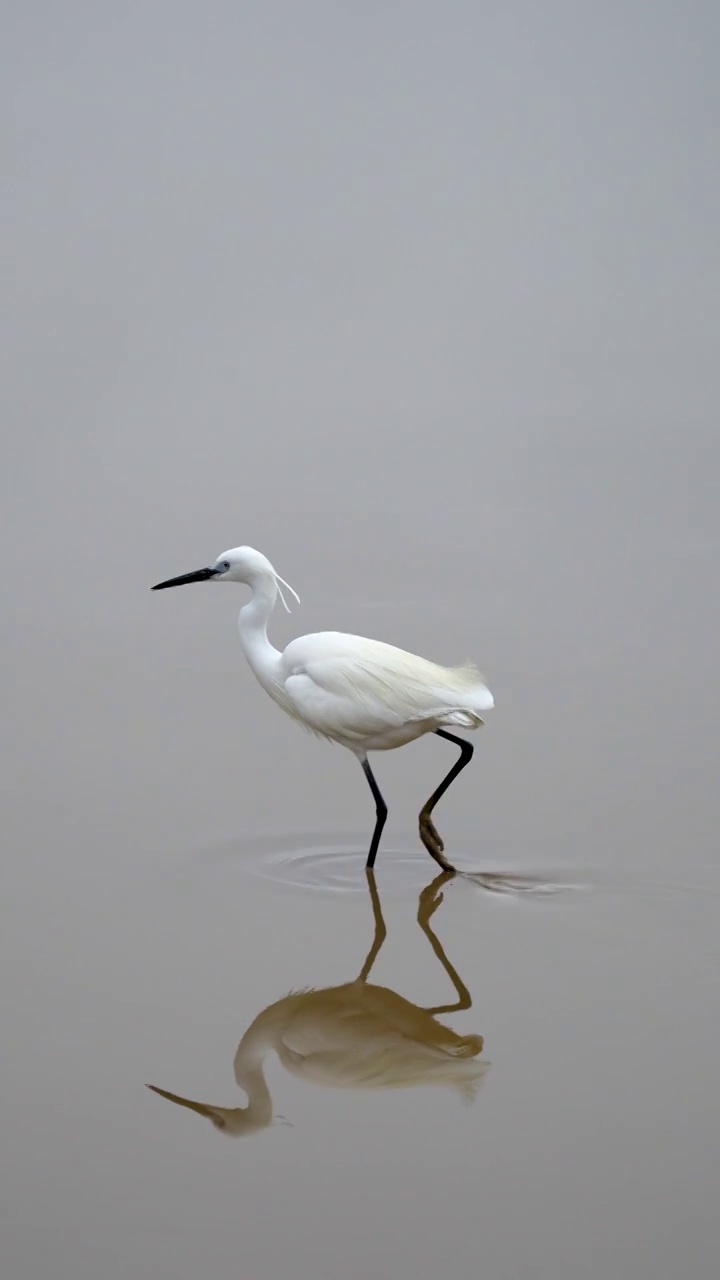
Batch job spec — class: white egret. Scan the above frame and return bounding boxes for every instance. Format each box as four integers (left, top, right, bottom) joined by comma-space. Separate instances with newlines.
152, 546, 493, 872
147, 870, 487, 1136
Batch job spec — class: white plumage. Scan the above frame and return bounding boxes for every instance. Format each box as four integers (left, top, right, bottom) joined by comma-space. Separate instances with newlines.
276, 633, 493, 748
153, 545, 494, 872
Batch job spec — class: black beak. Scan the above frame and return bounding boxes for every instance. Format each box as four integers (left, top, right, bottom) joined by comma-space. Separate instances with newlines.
152, 567, 220, 590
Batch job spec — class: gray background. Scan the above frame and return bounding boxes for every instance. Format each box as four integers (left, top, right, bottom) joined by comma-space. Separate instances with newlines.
3, 3, 719, 1278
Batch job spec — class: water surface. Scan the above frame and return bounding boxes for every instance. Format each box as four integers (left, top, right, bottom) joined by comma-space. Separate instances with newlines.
3, 4, 719, 1277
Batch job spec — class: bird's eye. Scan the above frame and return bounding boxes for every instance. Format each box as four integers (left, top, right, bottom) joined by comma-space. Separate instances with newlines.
222, 561, 230, 570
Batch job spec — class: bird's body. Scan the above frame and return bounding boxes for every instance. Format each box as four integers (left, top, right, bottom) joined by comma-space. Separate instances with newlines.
153, 546, 493, 870
255, 630, 492, 751
269, 982, 484, 1090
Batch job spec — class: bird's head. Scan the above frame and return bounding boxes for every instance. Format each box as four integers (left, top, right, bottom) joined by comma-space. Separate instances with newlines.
151, 546, 300, 610
146, 1084, 290, 1138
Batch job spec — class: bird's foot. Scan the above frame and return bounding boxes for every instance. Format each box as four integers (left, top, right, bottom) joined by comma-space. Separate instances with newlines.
417, 870, 455, 922
419, 809, 444, 853
419, 811, 456, 874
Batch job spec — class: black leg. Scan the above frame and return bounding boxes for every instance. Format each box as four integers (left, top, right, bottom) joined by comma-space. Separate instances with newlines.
360, 755, 388, 870
418, 729, 474, 872
357, 870, 388, 980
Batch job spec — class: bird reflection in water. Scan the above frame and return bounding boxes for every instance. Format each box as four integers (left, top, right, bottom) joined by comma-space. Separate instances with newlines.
147, 871, 488, 1137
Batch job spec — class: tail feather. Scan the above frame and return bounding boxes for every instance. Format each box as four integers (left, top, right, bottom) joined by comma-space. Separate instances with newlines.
439, 710, 486, 729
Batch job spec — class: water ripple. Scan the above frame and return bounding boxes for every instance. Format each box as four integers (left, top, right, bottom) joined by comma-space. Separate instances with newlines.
192, 830, 583, 898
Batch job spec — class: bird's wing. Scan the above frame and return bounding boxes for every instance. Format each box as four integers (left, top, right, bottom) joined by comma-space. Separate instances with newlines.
275, 985, 486, 1093
281, 633, 491, 742
282, 661, 402, 742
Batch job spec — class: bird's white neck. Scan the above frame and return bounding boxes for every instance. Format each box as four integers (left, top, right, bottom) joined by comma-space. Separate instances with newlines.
233, 1022, 274, 1128
237, 570, 283, 689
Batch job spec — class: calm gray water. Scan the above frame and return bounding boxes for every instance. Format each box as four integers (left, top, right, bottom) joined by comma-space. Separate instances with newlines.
3, 5, 719, 1278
